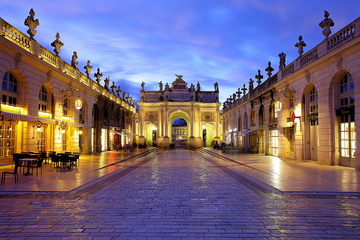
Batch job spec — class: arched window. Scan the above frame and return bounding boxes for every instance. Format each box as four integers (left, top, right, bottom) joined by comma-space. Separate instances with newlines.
250, 109, 255, 126
2, 72, 18, 106
38, 86, 48, 112
338, 73, 355, 164
63, 98, 68, 116
309, 86, 318, 126
259, 105, 264, 125
238, 115, 242, 132
339, 73, 354, 107
244, 112, 248, 130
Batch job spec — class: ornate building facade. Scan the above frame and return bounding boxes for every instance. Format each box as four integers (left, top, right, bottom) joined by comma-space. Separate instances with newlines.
138, 75, 222, 148
0, 10, 136, 162
222, 13, 360, 170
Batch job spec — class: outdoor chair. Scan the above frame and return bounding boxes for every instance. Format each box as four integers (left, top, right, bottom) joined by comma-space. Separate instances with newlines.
51, 154, 60, 168
1, 159, 21, 184
59, 155, 70, 169
39, 151, 48, 163
29, 159, 44, 176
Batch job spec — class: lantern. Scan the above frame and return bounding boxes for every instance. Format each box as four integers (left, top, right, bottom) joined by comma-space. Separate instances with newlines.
75, 99, 83, 110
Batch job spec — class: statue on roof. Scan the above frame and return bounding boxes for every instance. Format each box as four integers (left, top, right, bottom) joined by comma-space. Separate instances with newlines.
71, 51, 78, 69
175, 74, 185, 83
319, 10, 334, 39
24, 8, 40, 39
141, 81, 145, 91
278, 52, 286, 70
84, 60, 93, 77
214, 82, 219, 92
94, 68, 103, 84
196, 81, 201, 91
51, 32, 64, 56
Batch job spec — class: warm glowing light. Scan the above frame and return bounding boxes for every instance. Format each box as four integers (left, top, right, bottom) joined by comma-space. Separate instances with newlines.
38, 111, 52, 118
62, 116, 71, 121
1, 105, 23, 114
75, 99, 83, 110
275, 101, 282, 112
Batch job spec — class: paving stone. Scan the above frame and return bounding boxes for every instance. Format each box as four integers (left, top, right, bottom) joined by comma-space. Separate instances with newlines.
0, 150, 360, 239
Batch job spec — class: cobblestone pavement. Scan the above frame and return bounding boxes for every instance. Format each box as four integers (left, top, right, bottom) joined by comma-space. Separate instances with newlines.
0, 149, 360, 239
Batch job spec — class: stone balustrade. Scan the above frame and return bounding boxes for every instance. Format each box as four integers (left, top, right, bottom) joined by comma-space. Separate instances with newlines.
223, 16, 360, 113
0, 17, 135, 112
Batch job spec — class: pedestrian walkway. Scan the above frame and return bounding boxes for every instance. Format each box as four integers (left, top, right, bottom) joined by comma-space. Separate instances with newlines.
0, 149, 359, 239
1, 147, 360, 195
202, 148, 360, 194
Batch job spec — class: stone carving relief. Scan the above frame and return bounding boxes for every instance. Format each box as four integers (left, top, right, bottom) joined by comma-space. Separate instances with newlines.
335, 55, 342, 71
146, 111, 158, 121
15, 53, 22, 69
201, 112, 213, 121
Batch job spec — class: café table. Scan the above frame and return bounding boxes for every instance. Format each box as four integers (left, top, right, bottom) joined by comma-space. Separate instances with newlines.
18, 158, 38, 176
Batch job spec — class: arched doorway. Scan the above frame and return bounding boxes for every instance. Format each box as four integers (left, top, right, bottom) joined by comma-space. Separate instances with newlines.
202, 123, 214, 147
168, 111, 190, 147
172, 117, 187, 147
302, 84, 318, 161
145, 123, 157, 147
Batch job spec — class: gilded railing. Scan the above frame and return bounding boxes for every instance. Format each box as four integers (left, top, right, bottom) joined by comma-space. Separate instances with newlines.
40, 47, 57, 67
63, 63, 76, 79
0, 19, 31, 52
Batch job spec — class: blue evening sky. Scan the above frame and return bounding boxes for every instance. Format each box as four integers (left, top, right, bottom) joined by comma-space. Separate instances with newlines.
1, 1, 359, 105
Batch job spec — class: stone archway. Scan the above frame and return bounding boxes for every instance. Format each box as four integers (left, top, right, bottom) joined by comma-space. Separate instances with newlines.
138, 75, 222, 149
145, 123, 157, 147
169, 111, 190, 147
202, 123, 214, 147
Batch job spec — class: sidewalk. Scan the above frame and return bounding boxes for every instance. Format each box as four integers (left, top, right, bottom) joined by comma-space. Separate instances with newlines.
204, 147, 360, 194
0, 148, 151, 193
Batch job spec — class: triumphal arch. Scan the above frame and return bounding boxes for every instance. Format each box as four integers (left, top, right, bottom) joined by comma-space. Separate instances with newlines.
138, 75, 221, 148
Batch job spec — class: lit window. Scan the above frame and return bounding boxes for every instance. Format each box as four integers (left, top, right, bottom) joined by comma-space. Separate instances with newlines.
339, 73, 354, 107
38, 86, 48, 112
2, 72, 18, 106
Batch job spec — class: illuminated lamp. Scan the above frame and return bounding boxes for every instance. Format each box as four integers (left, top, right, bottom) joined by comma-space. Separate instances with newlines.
75, 99, 83, 110
275, 101, 282, 112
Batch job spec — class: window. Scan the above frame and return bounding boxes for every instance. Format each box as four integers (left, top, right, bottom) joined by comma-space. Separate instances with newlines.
250, 109, 255, 126
0, 121, 15, 159
63, 98, 68, 116
339, 73, 354, 107
79, 107, 84, 124
289, 98, 294, 109
309, 86, 318, 126
38, 86, 48, 112
338, 73, 355, 162
269, 130, 278, 156
2, 72, 18, 106
259, 106, 264, 125
237, 115, 242, 132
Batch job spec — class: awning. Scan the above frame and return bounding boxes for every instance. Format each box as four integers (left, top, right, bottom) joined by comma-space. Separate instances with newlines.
1, 112, 58, 124
239, 129, 257, 136
111, 130, 130, 136
278, 122, 294, 128
2, 112, 37, 122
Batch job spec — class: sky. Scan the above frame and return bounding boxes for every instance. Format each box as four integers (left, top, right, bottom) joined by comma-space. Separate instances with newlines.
1, 1, 359, 106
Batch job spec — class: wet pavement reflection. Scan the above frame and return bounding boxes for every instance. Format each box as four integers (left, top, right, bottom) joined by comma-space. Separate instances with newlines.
0, 148, 359, 239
